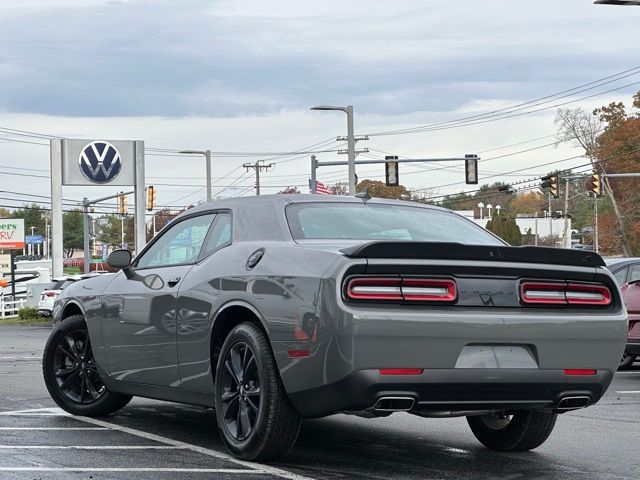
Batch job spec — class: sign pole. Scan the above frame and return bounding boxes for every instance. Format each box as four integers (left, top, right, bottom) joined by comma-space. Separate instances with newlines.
134, 140, 146, 256
10, 250, 16, 299
50, 139, 64, 278
82, 198, 90, 274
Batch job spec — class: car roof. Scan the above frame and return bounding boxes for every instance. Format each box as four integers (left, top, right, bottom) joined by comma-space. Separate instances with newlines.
604, 258, 640, 269
169, 194, 450, 243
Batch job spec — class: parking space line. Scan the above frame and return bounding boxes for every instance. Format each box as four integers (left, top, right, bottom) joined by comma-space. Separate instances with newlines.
0, 445, 186, 449
0, 467, 264, 473
615, 390, 640, 394
2, 407, 314, 480
0, 427, 109, 430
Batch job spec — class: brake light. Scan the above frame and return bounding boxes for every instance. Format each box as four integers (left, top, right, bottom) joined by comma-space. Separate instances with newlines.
346, 277, 402, 301
563, 369, 597, 376
520, 281, 611, 306
565, 283, 611, 305
379, 368, 423, 375
345, 277, 457, 303
44, 291, 56, 297
402, 278, 457, 302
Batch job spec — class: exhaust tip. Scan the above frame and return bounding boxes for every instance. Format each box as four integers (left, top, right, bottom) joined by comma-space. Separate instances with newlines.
556, 395, 591, 410
373, 396, 415, 412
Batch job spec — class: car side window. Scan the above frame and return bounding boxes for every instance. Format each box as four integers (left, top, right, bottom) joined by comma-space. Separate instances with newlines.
136, 214, 215, 269
614, 267, 628, 286
199, 213, 232, 260
629, 265, 640, 283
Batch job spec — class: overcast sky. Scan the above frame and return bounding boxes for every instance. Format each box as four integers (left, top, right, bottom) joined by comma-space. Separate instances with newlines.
1, 0, 639, 210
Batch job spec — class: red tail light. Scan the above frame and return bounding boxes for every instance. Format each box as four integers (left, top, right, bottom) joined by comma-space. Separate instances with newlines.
379, 368, 423, 375
44, 291, 56, 297
345, 277, 456, 303
563, 369, 597, 376
402, 279, 457, 302
346, 277, 402, 301
520, 281, 611, 306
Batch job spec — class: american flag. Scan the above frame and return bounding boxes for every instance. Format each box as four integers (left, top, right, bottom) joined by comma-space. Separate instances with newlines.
313, 181, 332, 195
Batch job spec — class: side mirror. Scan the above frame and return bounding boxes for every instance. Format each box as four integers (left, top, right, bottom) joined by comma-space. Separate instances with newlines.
107, 250, 132, 270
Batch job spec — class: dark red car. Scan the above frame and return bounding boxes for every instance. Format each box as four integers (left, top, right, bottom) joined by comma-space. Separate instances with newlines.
621, 281, 640, 368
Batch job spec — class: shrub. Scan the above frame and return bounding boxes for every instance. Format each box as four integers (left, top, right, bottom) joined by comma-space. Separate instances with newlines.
18, 307, 41, 320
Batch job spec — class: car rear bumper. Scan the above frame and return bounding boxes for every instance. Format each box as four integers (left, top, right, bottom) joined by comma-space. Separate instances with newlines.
288, 368, 615, 418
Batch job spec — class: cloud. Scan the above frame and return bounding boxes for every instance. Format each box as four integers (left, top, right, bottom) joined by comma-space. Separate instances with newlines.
0, 0, 639, 118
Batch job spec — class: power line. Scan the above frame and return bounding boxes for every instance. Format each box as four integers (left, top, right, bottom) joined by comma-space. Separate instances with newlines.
364, 66, 640, 136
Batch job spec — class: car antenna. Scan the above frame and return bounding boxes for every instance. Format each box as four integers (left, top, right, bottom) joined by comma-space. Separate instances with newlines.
355, 187, 371, 201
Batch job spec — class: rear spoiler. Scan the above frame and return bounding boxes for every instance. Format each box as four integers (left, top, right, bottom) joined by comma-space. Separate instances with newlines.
340, 242, 605, 267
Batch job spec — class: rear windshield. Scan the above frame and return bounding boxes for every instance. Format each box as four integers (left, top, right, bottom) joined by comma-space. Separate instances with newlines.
45, 281, 65, 290
286, 202, 502, 245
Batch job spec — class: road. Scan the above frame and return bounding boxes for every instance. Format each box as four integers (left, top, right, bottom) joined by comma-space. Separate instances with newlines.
1, 325, 639, 480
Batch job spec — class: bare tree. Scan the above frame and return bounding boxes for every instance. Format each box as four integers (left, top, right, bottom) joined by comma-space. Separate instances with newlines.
554, 108, 630, 256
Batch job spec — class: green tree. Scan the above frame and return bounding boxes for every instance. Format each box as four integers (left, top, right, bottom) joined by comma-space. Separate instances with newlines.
97, 214, 134, 249
486, 214, 522, 245
10, 204, 46, 236
63, 210, 84, 258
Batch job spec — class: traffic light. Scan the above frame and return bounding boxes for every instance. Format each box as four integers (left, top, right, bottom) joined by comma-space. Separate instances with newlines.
146, 185, 156, 211
118, 192, 127, 215
465, 154, 478, 185
587, 174, 602, 196
540, 174, 559, 198
385, 156, 399, 186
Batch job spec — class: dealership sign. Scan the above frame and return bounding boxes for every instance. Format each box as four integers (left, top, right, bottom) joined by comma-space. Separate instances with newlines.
0, 219, 25, 249
60, 139, 136, 186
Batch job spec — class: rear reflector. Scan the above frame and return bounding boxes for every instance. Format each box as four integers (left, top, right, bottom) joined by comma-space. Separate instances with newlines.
379, 368, 424, 375
520, 281, 611, 306
346, 277, 456, 303
563, 369, 597, 376
287, 349, 310, 359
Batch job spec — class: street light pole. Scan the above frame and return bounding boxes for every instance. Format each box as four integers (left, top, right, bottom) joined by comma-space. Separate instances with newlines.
345, 105, 356, 195
179, 149, 213, 202
311, 105, 358, 195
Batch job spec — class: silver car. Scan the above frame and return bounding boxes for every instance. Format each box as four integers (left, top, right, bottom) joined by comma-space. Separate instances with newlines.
43, 195, 627, 461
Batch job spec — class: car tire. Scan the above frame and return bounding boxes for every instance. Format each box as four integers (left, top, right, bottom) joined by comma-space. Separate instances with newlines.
619, 353, 636, 370
214, 322, 302, 461
42, 314, 132, 416
467, 410, 557, 451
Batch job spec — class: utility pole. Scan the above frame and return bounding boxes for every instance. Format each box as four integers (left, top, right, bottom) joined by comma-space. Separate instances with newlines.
310, 105, 368, 195
243, 161, 274, 195
594, 194, 599, 253
548, 193, 553, 241
562, 178, 570, 248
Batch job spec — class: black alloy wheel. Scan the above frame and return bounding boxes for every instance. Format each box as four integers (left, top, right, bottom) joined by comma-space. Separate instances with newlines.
43, 314, 132, 416
220, 342, 262, 441
53, 329, 105, 404
214, 322, 302, 461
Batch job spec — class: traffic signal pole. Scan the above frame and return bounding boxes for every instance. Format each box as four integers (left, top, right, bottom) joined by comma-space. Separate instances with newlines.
81, 190, 134, 274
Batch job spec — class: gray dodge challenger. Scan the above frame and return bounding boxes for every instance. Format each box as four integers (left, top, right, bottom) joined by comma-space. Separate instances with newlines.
43, 194, 627, 460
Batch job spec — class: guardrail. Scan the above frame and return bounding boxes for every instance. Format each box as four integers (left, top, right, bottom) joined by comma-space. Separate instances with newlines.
0, 299, 26, 318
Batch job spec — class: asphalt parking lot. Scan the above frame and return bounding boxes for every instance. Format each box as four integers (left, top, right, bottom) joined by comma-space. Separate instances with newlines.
1, 325, 639, 480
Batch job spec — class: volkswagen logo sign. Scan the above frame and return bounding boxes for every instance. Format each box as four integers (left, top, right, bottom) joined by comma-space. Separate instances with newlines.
78, 141, 122, 183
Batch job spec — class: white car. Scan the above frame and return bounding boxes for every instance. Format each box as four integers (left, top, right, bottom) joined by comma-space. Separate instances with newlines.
38, 277, 79, 317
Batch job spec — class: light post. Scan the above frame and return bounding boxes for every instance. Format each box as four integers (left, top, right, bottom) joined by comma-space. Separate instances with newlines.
477, 202, 485, 219
310, 105, 356, 195
495, 205, 502, 215
179, 149, 212, 202
29, 226, 35, 256
487, 204, 493, 218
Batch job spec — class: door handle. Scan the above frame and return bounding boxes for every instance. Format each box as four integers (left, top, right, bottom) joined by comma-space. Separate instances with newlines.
167, 276, 181, 287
